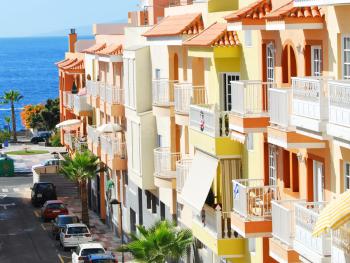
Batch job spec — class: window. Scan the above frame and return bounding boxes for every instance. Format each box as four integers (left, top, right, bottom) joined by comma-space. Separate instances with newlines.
269, 144, 277, 186
122, 172, 128, 206
223, 73, 240, 111
342, 35, 350, 79
311, 46, 322, 76
266, 43, 275, 82
160, 201, 165, 220
138, 188, 143, 225
248, 238, 256, 254
155, 68, 161, 80
151, 194, 158, 214
345, 162, 350, 191
146, 190, 152, 209
246, 133, 254, 151
245, 30, 252, 48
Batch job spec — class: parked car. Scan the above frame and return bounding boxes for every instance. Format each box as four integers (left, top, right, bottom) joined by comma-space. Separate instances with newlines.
41, 200, 68, 221
71, 243, 106, 263
85, 253, 118, 263
31, 182, 57, 207
60, 223, 92, 250
32, 159, 61, 173
52, 215, 80, 240
31, 131, 52, 144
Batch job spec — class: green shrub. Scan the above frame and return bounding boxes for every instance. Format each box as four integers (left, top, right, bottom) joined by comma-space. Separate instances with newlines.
50, 132, 62, 147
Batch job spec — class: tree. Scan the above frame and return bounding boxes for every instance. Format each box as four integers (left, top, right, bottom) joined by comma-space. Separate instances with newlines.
118, 220, 193, 263
60, 151, 100, 225
40, 98, 60, 130
0, 90, 23, 142
4, 116, 11, 132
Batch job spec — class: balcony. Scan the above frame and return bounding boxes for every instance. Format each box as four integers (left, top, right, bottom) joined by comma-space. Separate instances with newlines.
291, 77, 329, 134
153, 147, 181, 189
327, 80, 350, 142
269, 200, 300, 263
100, 84, 125, 117
268, 87, 325, 148
331, 226, 350, 263
63, 92, 74, 110
189, 104, 242, 156
192, 205, 245, 257
174, 83, 206, 121
86, 80, 101, 108
64, 133, 75, 150
100, 134, 127, 171
87, 125, 101, 157
176, 158, 192, 194
73, 94, 92, 116
229, 81, 273, 133
231, 179, 277, 238
152, 79, 177, 108
293, 202, 331, 263
294, 0, 350, 6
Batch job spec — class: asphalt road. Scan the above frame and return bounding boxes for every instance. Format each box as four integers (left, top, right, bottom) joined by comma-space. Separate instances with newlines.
0, 177, 70, 263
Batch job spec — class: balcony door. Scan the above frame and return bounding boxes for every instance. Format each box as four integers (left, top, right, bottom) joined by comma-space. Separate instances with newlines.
266, 43, 275, 82
268, 144, 277, 186
311, 46, 322, 77
313, 160, 324, 202
223, 73, 240, 111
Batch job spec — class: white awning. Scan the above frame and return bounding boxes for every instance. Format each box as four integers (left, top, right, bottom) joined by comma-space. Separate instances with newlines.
55, 119, 81, 131
181, 151, 218, 212
230, 131, 246, 144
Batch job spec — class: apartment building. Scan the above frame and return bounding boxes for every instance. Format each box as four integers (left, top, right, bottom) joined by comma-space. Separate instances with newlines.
57, 0, 350, 262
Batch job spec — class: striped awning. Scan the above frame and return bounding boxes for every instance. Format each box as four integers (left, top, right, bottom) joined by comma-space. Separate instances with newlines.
312, 190, 350, 237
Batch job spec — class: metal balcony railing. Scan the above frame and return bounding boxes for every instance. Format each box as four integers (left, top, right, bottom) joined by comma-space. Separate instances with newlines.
152, 79, 178, 106
174, 83, 206, 114
176, 158, 192, 193
154, 147, 182, 178
100, 135, 127, 159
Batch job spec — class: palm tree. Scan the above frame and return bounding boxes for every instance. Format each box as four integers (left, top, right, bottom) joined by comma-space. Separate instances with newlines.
60, 150, 100, 225
118, 220, 193, 263
0, 90, 23, 142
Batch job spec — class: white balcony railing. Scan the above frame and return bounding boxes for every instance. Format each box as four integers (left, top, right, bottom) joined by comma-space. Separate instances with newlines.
100, 134, 127, 159
64, 133, 75, 149
328, 80, 350, 128
292, 77, 329, 122
232, 179, 277, 220
74, 138, 88, 153
231, 81, 275, 116
62, 91, 68, 107
294, 202, 331, 257
269, 88, 292, 129
294, 0, 350, 6
154, 147, 182, 178
272, 199, 301, 247
189, 104, 230, 138
176, 158, 192, 193
66, 93, 74, 109
174, 83, 206, 114
152, 79, 178, 106
105, 85, 124, 105
86, 80, 101, 98
87, 125, 100, 145
332, 226, 350, 262
193, 205, 234, 239
73, 95, 91, 113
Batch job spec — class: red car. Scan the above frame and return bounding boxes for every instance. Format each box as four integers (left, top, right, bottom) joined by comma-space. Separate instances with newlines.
41, 200, 68, 221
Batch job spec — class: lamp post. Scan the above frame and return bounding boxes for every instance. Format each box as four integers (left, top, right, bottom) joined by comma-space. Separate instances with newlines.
110, 199, 124, 263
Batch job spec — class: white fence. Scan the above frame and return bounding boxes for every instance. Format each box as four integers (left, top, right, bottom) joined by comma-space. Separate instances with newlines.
189, 104, 230, 137
174, 83, 206, 114
232, 179, 277, 220
231, 81, 274, 116
294, 201, 331, 257
269, 88, 292, 129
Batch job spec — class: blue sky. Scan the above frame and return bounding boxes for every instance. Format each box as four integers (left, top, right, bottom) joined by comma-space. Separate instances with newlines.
0, 0, 139, 37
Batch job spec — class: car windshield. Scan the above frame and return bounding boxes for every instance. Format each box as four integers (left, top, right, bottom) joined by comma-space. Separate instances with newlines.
47, 203, 65, 209
67, 227, 89, 234
81, 249, 105, 256
91, 259, 114, 263
37, 184, 54, 192
58, 216, 78, 224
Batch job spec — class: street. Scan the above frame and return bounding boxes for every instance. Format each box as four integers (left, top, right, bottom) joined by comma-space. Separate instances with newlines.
0, 176, 70, 263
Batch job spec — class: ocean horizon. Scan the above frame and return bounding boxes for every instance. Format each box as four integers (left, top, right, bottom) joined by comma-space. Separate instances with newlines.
0, 36, 68, 131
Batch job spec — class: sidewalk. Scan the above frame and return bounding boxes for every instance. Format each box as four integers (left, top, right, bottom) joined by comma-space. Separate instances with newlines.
61, 195, 134, 262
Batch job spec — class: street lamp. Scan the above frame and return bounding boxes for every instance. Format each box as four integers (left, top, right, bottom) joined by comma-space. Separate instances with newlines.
109, 199, 124, 263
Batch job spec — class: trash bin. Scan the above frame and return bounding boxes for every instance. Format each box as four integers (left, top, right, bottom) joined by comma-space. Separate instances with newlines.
0, 156, 15, 177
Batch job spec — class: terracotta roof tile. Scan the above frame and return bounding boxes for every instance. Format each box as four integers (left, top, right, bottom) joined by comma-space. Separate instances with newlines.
184, 23, 240, 47
266, 1, 321, 20
97, 44, 123, 56
143, 13, 204, 37
62, 59, 84, 71
225, 0, 272, 22
57, 58, 77, 68
82, 43, 107, 54
55, 58, 70, 66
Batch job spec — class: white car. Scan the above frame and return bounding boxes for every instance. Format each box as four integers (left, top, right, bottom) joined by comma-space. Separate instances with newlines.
60, 223, 92, 250
71, 243, 105, 263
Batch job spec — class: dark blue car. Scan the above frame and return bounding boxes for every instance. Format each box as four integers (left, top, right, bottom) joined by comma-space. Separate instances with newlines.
84, 253, 117, 263
52, 214, 79, 239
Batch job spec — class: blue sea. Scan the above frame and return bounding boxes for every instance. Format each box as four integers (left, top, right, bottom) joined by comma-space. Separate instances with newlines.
0, 37, 67, 130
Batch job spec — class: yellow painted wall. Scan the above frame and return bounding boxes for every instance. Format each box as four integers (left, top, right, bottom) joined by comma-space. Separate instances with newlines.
208, 0, 237, 13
